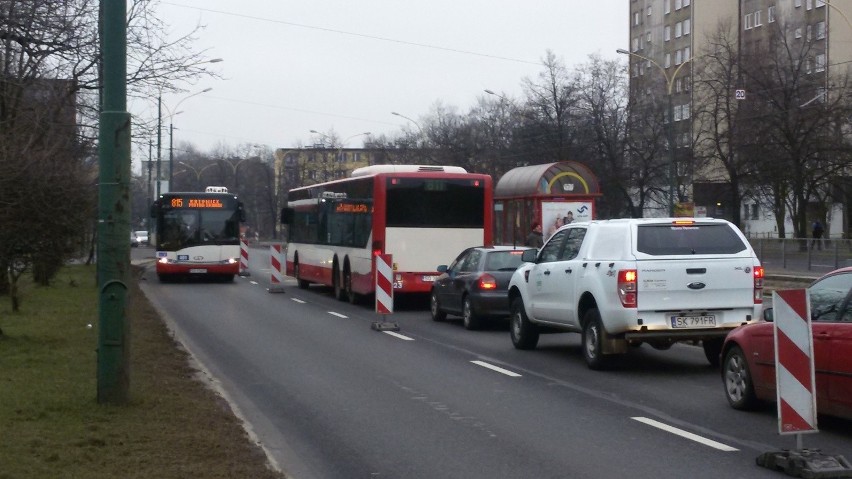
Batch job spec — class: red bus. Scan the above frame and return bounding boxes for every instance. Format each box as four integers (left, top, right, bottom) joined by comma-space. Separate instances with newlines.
280, 165, 493, 302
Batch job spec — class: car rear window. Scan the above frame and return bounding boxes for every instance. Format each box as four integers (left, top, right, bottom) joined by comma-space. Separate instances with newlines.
636, 224, 747, 255
485, 250, 526, 271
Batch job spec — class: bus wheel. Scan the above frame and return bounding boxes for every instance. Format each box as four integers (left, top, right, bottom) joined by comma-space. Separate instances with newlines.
333, 264, 345, 301
344, 269, 357, 304
294, 261, 309, 289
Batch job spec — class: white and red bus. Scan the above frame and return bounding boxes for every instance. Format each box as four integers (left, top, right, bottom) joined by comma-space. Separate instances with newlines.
280, 165, 493, 302
152, 186, 245, 282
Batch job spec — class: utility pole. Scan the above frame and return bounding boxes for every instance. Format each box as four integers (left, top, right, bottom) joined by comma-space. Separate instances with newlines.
97, 0, 131, 404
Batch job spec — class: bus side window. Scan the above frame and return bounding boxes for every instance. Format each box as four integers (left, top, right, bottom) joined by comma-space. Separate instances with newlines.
238, 202, 247, 222
281, 207, 295, 225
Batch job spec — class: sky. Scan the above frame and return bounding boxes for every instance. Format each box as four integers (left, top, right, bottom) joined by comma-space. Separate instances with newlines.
139, 0, 629, 160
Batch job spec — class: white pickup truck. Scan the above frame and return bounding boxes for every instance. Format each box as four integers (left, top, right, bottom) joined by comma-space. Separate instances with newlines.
507, 218, 764, 369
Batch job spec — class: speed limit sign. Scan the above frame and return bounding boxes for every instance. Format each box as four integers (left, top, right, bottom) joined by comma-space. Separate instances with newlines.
735, 89, 746, 100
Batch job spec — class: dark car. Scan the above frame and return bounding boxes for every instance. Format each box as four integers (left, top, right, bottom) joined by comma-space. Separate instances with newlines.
430, 245, 533, 330
721, 267, 852, 420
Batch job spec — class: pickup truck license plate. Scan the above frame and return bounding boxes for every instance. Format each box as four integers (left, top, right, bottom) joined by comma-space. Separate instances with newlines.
670, 315, 716, 328
189, 268, 208, 274
421, 275, 438, 282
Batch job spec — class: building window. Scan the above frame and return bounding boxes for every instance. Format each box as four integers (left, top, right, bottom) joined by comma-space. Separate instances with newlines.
675, 0, 682, 10
684, 76, 690, 91
683, 102, 691, 120
751, 204, 759, 220
768, 5, 776, 23
744, 13, 753, 30
675, 22, 682, 38
795, 27, 802, 38
816, 21, 825, 39
634, 11, 640, 25
647, 5, 652, 15
665, 25, 671, 41
676, 78, 682, 92
807, 0, 813, 10
633, 37, 639, 52
683, 0, 690, 6
795, 0, 802, 7
754, 10, 762, 27
675, 49, 683, 65
674, 106, 682, 121
684, 46, 690, 61
684, 19, 691, 35
816, 0, 825, 6
665, 53, 671, 68
807, 24, 812, 41
816, 53, 826, 72
646, 31, 652, 43
665, 0, 671, 14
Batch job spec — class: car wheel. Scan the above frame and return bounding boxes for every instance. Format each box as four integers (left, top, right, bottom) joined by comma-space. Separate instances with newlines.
430, 290, 447, 322
510, 296, 539, 350
294, 261, 309, 290
462, 296, 482, 330
722, 345, 759, 410
582, 308, 609, 370
703, 338, 724, 367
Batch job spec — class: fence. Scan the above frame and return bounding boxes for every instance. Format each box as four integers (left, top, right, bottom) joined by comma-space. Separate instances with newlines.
749, 237, 852, 276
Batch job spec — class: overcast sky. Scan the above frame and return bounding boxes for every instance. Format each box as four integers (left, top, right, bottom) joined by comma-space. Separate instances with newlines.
138, 1, 628, 158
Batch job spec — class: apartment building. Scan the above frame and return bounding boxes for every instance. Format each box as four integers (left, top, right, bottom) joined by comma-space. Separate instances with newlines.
626, 0, 852, 237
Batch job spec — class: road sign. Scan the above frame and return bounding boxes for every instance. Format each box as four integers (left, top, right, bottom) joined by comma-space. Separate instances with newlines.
772, 289, 817, 435
735, 89, 746, 100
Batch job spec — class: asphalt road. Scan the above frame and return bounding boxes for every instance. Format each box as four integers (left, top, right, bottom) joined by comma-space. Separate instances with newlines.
135, 246, 852, 479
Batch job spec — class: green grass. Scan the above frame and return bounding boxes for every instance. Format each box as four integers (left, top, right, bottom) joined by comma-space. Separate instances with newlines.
0, 265, 285, 479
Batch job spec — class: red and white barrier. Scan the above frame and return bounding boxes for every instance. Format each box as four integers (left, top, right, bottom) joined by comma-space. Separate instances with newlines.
239, 239, 250, 276
268, 244, 285, 293
772, 289, 817, 435
375, 254, 393, 314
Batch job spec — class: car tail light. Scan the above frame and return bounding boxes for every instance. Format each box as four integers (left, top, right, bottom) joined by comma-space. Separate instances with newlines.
753, 266, 764, 304
618, 269, 637, 308
477, 273, 498, 290
372, 240, 383, 257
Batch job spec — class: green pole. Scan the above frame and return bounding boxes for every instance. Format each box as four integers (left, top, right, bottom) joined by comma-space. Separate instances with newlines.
97, 0, 131, 404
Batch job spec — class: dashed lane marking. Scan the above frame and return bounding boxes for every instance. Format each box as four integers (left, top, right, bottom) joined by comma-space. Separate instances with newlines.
383, 331, 414, 341
471, 360, 522, 377
631, 417, 738, 452
328, 312, 348, 318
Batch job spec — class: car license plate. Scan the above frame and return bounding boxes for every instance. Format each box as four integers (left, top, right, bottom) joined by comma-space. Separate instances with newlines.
189, 268, 208, 274
422, 275, 438, 282
671, 315, 716, 328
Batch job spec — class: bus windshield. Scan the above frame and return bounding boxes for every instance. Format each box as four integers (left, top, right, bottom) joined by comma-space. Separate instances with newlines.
158, 208, 241, 251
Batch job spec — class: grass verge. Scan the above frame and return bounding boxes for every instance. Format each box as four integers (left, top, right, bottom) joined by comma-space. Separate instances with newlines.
0, 264, 285, 479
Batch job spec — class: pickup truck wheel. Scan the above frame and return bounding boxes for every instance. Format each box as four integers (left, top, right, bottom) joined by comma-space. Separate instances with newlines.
462, 296, 482, 330
703, 338, 723, 367
722, 345, 758, 410
582, 308, 609, 370
510, 297, 539, 349
430, 290, 447, 322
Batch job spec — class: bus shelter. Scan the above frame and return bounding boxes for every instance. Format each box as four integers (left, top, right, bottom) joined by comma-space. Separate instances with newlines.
494, 161, 601, 246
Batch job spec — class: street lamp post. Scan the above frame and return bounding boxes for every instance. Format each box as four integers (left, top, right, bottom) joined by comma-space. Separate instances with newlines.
617, 48, 693, 217
177, 161, 218, 190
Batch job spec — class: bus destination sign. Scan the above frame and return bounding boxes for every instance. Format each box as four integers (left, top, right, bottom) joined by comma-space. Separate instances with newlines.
335, 202, 371, 214
169, 198, 225, 208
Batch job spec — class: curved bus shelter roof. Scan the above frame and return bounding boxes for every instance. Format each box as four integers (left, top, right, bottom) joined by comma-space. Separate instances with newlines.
494, 161, 600, 199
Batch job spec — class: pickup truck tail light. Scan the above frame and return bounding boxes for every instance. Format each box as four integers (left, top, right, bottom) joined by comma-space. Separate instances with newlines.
618, 269, 637, 308
753, 266, 765, 304
477, 273, 498, 290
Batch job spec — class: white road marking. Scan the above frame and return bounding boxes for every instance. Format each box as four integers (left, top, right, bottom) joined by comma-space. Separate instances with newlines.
383, 331, 414, 341
249, 281, 259, 285
290, 298, 306, 304
471, 360, 522, 377
631, 417, 738, 452
328, 312, 348, 318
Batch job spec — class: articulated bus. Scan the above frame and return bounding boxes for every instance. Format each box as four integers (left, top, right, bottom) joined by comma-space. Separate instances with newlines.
281, 165, 493, 302
151, 186, 245, 282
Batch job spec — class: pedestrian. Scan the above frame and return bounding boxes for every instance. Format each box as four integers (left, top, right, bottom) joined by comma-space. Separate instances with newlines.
811, 220, 824, 250
525, 222, 544, 248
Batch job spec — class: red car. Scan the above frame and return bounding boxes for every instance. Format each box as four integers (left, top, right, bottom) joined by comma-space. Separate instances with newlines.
721, 267, 852, 420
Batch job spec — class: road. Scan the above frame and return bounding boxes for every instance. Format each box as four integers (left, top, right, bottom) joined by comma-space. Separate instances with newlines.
136, 246, 852, 479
